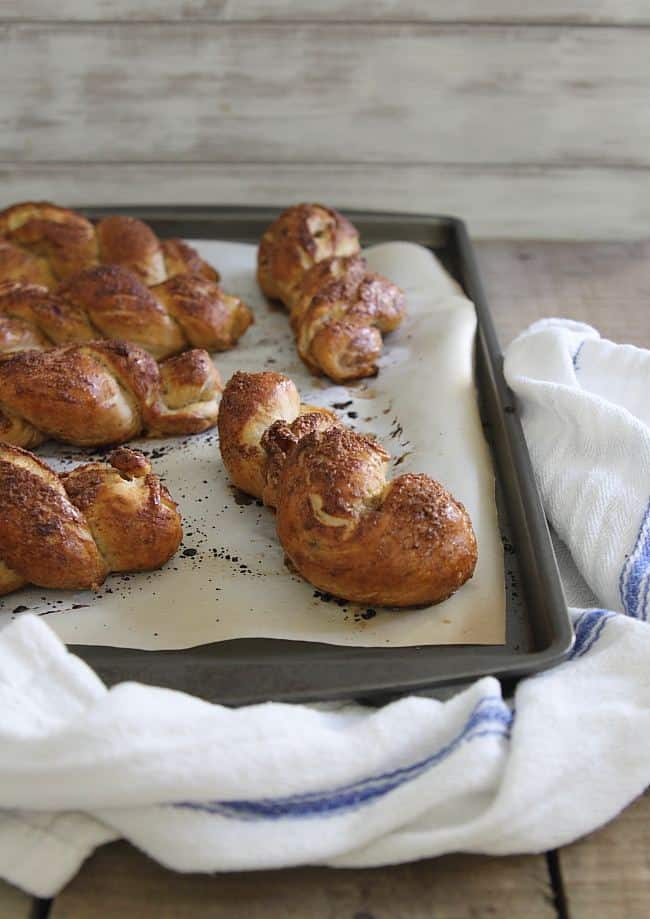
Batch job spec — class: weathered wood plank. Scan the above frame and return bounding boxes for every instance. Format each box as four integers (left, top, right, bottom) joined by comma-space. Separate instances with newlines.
3, 1, 650, 24
49, 840, 556, 919
1, 24, 648, 168
558, 791, 650, 919
476, 238, 650, 345
2, 161, 650, 241
0, 878, 33, 919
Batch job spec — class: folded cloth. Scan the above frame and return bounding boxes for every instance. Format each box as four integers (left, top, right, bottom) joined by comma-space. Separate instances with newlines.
505, 318, 650, 618
1, 318, 649, 898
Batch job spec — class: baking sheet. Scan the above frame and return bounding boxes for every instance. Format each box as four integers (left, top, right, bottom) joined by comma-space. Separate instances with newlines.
0, 240, 505, 649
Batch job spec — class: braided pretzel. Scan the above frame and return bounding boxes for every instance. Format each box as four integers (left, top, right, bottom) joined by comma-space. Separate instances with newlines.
0, 340, 221, 449
0, 201, 218, 288
257, 204, 406, 383
0, 201, 253, 357
218, 371, 477, 607
0, 444, 182, 596
0, 265, 252, 359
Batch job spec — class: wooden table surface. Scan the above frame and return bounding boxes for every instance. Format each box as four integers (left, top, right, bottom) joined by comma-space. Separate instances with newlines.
1, 239, 648, 919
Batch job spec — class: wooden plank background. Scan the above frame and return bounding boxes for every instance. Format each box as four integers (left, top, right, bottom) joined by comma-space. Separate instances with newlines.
0, 3, 648, 236
4, 2, 650, 24
47, 845, 557, 918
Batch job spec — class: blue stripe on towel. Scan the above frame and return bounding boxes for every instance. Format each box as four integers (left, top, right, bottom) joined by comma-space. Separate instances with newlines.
619, 498, 650, 620
172, 695, 512, 821
572, 339, 586, 371
569, 609, 616, 660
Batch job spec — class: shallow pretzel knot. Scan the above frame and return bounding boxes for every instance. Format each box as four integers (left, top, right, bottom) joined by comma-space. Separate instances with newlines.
295, 258, 406, 381
217, 370, 477, 607
0, 201, 218, 288
257, 205, 406, 383
0, 444, 182, 597
0, 202, 253, 358
0, 266, 252, 359
257, 203, 361, 306
0, 340, 222, 449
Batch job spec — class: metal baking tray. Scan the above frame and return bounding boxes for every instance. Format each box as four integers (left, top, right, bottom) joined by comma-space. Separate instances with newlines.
66, 206, 573, 704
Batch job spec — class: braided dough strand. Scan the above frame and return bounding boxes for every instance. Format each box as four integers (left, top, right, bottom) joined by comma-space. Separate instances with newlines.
0, 266, 252, 359
257, 203, 360, 307
0, 444, 182, 596
0, 202, 97, 283
257, 205, 406, 383
217, 371, 477, 607
0, 202, 253, 357
0, 202, 217, 287
0, 341, 222, 448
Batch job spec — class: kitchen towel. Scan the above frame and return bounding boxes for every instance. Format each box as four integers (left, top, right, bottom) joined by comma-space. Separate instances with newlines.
0, 318, 649, 898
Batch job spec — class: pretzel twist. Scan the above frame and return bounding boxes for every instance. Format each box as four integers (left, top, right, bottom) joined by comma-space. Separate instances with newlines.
0, 340, 222, 449
257, 204, 406, 382
0, 444, 182, 597
218, 371, 477, 607
0, 201, 253, 357
0, 202, 218, 288
0, 266, 252, 359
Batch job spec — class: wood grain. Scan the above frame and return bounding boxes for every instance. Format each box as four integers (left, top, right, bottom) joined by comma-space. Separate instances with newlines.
0, 878, 33, 919
3, 1, 650, 24
559, 791, 650, 919
1, 23, 648, 168
477, 239, 650, 345
48, 841, 556, 919
3, 162, 650, 240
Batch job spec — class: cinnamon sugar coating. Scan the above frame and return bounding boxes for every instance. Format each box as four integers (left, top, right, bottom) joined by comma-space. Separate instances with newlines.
0, 443, 182, 596
0, 264, 251, 359
257, 205, 406, 382
218, 371, 477, 607
0, 201, 251, 357
0, 340, 221, 448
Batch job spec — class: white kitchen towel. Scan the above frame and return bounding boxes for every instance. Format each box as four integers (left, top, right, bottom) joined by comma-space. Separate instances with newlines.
1, 318, 649, 898
505, 318, 650, 618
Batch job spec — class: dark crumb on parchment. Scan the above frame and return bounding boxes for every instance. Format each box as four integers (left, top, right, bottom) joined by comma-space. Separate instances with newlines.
394, 451, 412, 467
389, 419, 404, 439
312, 589, 347, 608
230, 486, 256, 506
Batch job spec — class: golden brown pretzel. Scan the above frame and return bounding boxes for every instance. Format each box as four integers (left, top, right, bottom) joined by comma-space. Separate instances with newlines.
294, 257, 406, 381
0, 202, 252, 357
0, 341, 221, 448
217, 371, 477, 606
0, 282, 92, 353
0, 444, 182, 596
257, 205, 406, 383
217, 370, 338, 506
0, 202, 219, 288
257, 203, 361, 307
0, 202, 97, 285
0, 265, 252, 359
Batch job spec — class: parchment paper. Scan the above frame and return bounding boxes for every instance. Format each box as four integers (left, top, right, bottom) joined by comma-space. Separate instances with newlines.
0, 240, 505, 648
